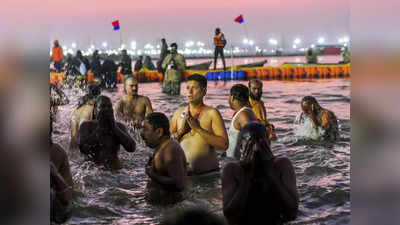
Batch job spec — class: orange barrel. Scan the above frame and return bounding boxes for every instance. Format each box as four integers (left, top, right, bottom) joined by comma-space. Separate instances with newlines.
272, 67, 281, 79
145, 72, 152, 82
261, 69, 268, 79
255, 69, 262, 79
322, 67, 329, 78
293, 67, 300, 79
333, 66, 340, 77
344, 65, 350, 76
87, 71, 94, 83
246, 69, 257, 80
299, 67, 306, 79
286, 68, 293, 79
311, 67, 318, 78
132, 72, 138, 80
281, 67, 287, 79
265, 68, 272, 79
317, 67, 324, 78
154, 72, 162, 82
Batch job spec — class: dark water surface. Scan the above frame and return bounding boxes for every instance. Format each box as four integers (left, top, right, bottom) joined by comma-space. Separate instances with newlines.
52, 78, 350, 224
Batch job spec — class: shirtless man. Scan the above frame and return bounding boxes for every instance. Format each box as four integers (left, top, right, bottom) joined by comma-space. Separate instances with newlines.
114, 77, 153, 128
248, 79, 277, 140
170, 74, 228, 174
298, 96, 339, 141
141, 112, 187, 203
70, 84, 101, 149
79, 95, 136, 170
222, 122, 299, 225
226, 84, 257, 159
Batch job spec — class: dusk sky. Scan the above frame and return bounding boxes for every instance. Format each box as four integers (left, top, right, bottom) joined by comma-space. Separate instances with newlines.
2, 0, 349, 49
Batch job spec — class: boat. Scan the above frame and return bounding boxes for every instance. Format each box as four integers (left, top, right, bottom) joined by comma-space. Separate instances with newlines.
227, 59, 267, 70
186, 61, 212, 70
282, 62, 348, 66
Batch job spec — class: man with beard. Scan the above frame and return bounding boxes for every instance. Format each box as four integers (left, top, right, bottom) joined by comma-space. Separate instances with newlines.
119, 49, 132, 76
141, 112, 187, 204
170, 74, 228, 174
248, 79, 277, 140
226, 84, 257, 159
161, 43, 186, 95
70, 83, 101, 149
114, 77, 153, 128
79, 95, 136, 170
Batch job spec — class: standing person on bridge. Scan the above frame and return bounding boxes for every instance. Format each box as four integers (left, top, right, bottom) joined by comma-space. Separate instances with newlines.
213, 28, 227, 71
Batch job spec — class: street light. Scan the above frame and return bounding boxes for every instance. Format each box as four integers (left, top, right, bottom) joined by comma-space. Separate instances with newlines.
102, 42, 108, 48
317, 37, 325, 44
269, 38, 278, 46
248, 40, 254, 46
294, 38, 301, 45
71, 42, 77, 48
311, 44, 315, 48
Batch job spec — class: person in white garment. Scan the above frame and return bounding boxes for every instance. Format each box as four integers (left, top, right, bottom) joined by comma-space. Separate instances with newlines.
226, 84, 257, 159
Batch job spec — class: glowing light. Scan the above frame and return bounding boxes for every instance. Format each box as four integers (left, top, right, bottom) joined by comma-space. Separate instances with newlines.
294, 38, 301, 44
90, 45, 95, 49
102, 42, 108, 48
343, 37, 349, 43
243, 38, 249, 44
317, 37, 325, 44
269, 38, 278, 45
248, 40, 254, 46
293, 44, 297, 49
311, 44, 315, 48
71, 42, 77, 48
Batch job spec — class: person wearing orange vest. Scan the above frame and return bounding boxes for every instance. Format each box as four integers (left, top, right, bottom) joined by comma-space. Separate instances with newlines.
52, 40, 63, 73
213, 28, 227, 71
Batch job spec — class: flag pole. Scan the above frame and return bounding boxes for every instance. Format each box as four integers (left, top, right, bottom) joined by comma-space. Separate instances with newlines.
231, 44, 234, 80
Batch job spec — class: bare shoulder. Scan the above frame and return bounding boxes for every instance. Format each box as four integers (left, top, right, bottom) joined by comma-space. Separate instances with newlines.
172, 106, 186, 118
138, 95, 151, 102
204, 106, 222, 118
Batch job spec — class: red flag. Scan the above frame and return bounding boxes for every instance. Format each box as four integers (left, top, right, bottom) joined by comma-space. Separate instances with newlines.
112, 20, 120, 30
234, 15, 244, 24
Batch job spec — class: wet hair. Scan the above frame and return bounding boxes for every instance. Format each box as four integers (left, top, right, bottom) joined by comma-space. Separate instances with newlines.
160, 207, 226, 225
170, 43, 178, 48
186, 74, 207, 89
77, 84, 101, 108
302, 96, 319, 106
92, 95, 112, 119
248, 79, 263, 89
144, 112, 170, 137
123, 77, 137, 93
76, 50, 82, 57
236, 122, 273, 167
230, 84, 249, 104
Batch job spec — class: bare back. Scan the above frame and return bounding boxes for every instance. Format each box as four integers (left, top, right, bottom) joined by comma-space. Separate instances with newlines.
70, 102, 94, 149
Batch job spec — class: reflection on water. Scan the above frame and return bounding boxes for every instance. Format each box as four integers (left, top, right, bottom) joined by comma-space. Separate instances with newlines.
52, 78, 350, 224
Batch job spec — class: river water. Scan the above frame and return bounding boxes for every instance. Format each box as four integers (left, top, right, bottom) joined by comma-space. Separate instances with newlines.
52, 75, 350, 224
